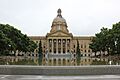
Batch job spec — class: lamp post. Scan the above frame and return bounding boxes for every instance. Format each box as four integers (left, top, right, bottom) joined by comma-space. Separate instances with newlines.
115, 37, 118, 54
8, 44, 11, 54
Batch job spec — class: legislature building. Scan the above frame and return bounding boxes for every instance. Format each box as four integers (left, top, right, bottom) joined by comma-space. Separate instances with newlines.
29, 9, 93, 57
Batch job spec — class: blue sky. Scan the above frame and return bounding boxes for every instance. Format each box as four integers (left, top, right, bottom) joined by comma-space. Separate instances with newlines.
0, 0, 120, 36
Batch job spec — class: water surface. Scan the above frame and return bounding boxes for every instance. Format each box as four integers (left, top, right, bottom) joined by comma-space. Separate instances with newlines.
0, 56, 119, 65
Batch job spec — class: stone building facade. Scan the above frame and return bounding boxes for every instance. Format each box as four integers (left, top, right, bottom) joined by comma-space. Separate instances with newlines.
29, 9, 93, 57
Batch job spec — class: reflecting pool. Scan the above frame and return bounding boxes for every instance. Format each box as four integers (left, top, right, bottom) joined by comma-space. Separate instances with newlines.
0, 55, 120, 65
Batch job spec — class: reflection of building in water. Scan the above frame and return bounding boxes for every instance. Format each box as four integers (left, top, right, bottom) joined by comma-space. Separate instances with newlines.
42, 57, 77, 66
42, 57, 110, 66
29, 9, 93, 57
78, 57, 93, 65
1, 56, 110, 65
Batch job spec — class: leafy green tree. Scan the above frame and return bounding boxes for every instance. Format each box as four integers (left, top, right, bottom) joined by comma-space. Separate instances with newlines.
111, 22, 120, 55
38, 40, 43, 57
89, 38, 98, 56
90, 27, 110, 56
0, 30, 15, 55
28, 41, 37, 52
0, 24, 37, 55
90, 22, 120, 56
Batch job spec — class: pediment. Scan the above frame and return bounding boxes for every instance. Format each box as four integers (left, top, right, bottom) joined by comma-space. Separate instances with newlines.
46, 31, 73, 37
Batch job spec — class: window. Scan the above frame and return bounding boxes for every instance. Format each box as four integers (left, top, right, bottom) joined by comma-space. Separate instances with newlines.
84, 45, 86, 48
63, 49, 65, 53
74, 45, 75, 48
88, 59, 91, 62
36, 41, 38, 43
49, 59, 52, 63
81, 44, 83, 48
88, 54, 90, 56
49, 49, 52, 53
74, 50, 75, 53
57, 25, 61, 30
44, 50, 45, 53
81, 54, 83, 57
81, 50, 83, 52
54, 50, 56, 53
85, 59, 87, 62
67, 50, 69, 53
88, 50, 90, 53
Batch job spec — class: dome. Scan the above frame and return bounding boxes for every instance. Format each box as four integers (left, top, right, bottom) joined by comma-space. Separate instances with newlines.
52, 9, 67, 26
50, 9, 69, 33
53, 17, 66, 23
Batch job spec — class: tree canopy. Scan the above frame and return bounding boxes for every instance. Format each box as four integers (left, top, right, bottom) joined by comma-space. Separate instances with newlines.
89, 22, 120, 56
0, 24, 37, 55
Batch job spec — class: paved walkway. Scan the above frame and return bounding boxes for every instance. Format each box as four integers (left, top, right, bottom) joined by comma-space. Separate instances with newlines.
0, 75, 120, 80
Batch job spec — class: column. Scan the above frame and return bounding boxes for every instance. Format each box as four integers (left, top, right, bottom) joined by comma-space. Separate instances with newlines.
47, 39, 49, 53
70, 39, 73, 53
61, 39, 63, 54
69, 39, 71, 53
52, 39, 53, 54
66, 39, 67, 54
56, 39, 58, 54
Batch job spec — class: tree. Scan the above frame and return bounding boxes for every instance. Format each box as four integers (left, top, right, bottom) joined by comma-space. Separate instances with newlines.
111, 22, 120, 55
0, 24, 37, 55
0, 30, 15, 55
89, 38, 98, 56
76, 40, 81, 65
76, 40, 81, 57
38, 40, 43, 57
90, 22, 120, 56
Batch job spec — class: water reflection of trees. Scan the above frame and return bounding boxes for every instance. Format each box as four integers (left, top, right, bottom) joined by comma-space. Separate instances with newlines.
91, 59, 108, 65
0, 56, 42, 65
9, 59, 36, 65
1, 56, 120, 65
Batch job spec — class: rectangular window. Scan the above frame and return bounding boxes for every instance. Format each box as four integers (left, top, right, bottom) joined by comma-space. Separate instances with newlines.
81, 44, 83, 48
74, 45, 75, 48
84, 45, 86, 48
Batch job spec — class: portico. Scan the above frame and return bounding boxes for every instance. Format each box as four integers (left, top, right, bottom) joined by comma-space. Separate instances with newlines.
47, 38, 71, 54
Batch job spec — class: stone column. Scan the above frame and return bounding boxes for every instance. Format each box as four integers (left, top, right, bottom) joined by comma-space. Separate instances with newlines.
70, 39, 73, 54
52, 39, 53, 54
47, 39, 49, 53
69, 39, 71, 53
56, 39, 58, 54
61, 39, 63, 54
66, 39, 67, 54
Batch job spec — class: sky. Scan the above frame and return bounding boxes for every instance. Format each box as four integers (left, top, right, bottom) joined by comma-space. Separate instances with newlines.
0, 0, 120, 36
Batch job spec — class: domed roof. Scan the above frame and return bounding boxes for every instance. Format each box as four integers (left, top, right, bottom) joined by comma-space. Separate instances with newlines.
53, 17, 66, 23
52, 9, 67, 25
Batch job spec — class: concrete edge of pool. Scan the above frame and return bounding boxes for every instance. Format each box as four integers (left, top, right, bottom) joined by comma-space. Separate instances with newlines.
0, 65, 120, 75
